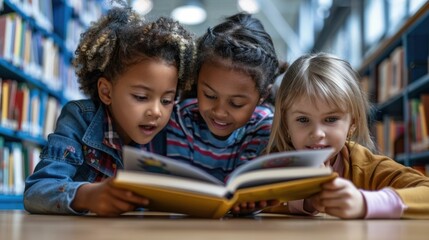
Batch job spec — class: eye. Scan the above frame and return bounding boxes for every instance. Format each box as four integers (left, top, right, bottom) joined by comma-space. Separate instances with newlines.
204, 92, 216, 100
161, 97, 174, 105
133, 94, 148, 101
325, 117, 339, 123
230, 101, 244, 108
296, 117, 309, 123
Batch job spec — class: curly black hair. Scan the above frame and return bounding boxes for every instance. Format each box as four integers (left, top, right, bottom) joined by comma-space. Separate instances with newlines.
181, 12, 287, 104
73, 2, 196, 103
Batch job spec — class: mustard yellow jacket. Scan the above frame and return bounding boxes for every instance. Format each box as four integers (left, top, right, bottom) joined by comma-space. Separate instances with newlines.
266, 143, 429, 219
343, 142, 429, 219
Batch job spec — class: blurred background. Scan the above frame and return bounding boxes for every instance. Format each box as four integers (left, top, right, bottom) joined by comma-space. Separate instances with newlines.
125, 0, 427, 68
141, 0, 305, 62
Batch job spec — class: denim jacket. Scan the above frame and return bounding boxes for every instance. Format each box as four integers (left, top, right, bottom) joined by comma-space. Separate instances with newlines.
24, 99, 165, 214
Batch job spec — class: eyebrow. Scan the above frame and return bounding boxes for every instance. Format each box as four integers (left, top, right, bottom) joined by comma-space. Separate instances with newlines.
132, 85, 176, 95
202, 82, 249, 98
290, 109, 344, 115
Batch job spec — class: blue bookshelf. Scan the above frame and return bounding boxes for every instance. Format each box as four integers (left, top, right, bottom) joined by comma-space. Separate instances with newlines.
0, 194, 23, 209
360, 2, 429, 173
0, 0, 104, 209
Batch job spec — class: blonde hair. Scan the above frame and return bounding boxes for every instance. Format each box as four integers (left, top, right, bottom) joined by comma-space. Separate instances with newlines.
266, 52, 375, 153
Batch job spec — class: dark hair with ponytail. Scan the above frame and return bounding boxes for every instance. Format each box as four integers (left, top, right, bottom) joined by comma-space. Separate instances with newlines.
181, 12, 287, 104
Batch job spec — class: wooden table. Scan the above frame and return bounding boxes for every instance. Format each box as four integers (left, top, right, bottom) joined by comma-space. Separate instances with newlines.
1, 210, 428, 240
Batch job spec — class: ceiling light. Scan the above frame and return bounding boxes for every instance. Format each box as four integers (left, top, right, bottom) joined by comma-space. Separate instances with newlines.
171, 0, 207, 25
132, 0, 153, 15
237, 0, 260, 14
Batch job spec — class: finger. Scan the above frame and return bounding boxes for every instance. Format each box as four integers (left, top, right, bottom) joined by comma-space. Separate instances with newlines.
256, 200, 267, 209
93, 198, 135, 217
231, 205, 241, 213
107, 180, 150, 206
323, 206, 344, 218
322, 178, 350, 190
266, 199, 280, 207
319, 184, 354, 200
319, 184, 359, 202
123, 191, 150, 206
108, 199, 139, 214
324, 206, 362, 219
307, 195, 325, 212
320, 196, 350, 209
246, 202, 255, 209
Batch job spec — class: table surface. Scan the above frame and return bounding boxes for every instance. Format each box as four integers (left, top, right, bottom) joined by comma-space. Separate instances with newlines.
1, 210, 428, 240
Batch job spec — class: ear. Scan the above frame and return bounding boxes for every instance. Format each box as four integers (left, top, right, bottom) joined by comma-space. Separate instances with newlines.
98, 77, 113, 105
348, 123, 356, 138
259, 84, 273, 104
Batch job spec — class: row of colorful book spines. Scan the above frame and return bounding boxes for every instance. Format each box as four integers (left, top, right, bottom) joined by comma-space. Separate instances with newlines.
5, 0, 105, 44
0, 12, 73, 92
0, 78, 62, 139
0, 139, 41, 195
409, 96, 429, 152
374, 117, 404, 159
374, 94, 429, 156
376, 46, 405, 104
4, 0, 53, 32
5, 0, 104, 33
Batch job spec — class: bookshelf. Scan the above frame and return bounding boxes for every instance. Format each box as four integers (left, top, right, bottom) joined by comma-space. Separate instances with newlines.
359, 2, 429, 174
0, 0, 102, 209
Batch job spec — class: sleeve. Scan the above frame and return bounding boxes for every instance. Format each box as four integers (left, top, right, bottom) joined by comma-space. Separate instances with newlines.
23, 102, 91, 215
237, 106, 273, 163
351, 146, 429, 219
361, 188, 405, 219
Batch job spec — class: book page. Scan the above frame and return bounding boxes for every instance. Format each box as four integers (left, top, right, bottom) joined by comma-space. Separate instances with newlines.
123, 146, 223, 185
226, 166, 333, 192
115, 171, 228, 198
227, 148, 334, 184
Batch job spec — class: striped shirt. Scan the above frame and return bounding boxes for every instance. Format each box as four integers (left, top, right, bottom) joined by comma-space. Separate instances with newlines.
166, 98, 273, 182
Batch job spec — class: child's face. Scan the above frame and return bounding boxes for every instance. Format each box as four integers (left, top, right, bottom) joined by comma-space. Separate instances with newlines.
197, 63, 260, 138
285, 96, 352, 161
108, 59, 178, 145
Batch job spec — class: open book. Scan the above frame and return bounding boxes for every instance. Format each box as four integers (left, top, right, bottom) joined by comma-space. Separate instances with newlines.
112, 146, 337, 218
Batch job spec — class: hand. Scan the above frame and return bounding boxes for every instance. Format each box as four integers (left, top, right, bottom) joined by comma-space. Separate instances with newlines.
230, 200, 280, 216
72, 178, 149, 217
305, 177, 366, 219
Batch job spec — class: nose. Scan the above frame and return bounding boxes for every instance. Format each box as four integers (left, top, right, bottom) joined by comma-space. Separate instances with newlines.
310, 125, 326, 140
145, 101, 162, 119
212, 100, 228, 118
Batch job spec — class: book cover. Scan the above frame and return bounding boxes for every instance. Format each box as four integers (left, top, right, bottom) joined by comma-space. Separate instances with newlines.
0, 15, 7, 58
377, 57, 392, 103
13, 83, 24, 131
389, 46, 405, 97
1, 80, 10, 128
42, 97, 57, 139
113, 146, 337, 218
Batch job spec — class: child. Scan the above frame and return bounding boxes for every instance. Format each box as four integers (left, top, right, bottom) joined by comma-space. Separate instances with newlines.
24, 4, 195, 216
166, 12, 287, 214
264, 52, 429, 219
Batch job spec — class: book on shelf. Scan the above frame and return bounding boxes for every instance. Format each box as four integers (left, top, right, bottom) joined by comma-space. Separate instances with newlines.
377, 57, 392, 103
410, 95, 429, 152
112, 146, 337, 218
389, 46, 405, 97
43, 96, 59, 139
